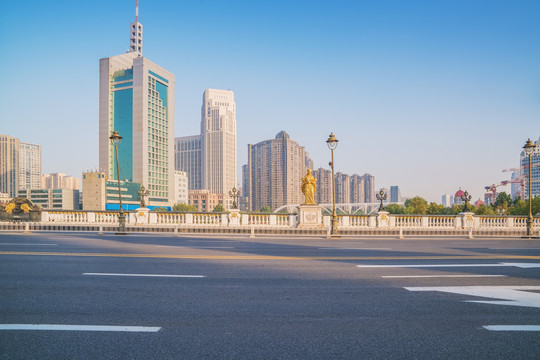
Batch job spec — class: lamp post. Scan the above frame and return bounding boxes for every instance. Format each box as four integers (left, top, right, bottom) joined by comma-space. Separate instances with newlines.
523, 138, 535, 238
109, 130, 126, 234
326, 133, 339, 236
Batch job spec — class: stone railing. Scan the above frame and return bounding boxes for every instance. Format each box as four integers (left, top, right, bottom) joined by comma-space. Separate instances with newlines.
3, 210, 538, 236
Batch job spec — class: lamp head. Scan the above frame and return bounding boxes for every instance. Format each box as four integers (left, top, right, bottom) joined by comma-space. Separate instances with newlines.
109, 130, 123, 146
326, 132, 339, 150
523, 138, 535, 156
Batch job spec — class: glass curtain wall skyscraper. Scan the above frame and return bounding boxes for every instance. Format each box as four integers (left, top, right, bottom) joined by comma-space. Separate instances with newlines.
98, 6, 175, 208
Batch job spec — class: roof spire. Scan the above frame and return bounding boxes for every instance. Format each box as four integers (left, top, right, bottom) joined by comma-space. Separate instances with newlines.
129, 0, 143, 56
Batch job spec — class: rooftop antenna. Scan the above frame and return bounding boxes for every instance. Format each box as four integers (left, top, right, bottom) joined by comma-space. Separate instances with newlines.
136, 0, 139, 23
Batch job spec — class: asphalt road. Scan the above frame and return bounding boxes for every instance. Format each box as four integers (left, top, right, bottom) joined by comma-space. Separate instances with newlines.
1, 232, 540, 359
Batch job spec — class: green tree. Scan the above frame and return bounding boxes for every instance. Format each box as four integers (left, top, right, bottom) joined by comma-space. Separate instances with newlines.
474, 204, 495, 215
154, 206, 168, 212
509, 196, 540, 216
173, 203, 198, 212
212, 203, 225, 212
385, 203, 405, 214
260, 206, 272, 213
493, 192, 512, 209
404, 196, 428, 215
427, 202, 444, 215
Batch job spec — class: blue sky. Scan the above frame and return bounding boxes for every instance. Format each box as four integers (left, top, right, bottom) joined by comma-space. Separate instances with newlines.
1, 0, 539, 203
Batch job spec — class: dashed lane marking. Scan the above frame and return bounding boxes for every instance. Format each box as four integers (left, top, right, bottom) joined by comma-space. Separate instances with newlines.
83, 273, 205, 278
0, 324, 161, 332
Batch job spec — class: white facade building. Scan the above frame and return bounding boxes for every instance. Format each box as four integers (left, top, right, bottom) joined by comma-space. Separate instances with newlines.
19, 142, 41, 191
201, 89, 236, 207
174, 170, 188, 205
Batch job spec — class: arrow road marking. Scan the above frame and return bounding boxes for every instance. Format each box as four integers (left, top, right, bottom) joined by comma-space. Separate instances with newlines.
356, 262, 540, 268
405, 286, 540, 309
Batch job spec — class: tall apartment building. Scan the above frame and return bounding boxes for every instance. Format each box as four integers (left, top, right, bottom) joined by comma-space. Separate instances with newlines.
363, 174, 375, 203
201, 89, 236, 202
335, 172, 351, 204
351, 174, 365, 204
314, 168, 333, 204
248, 131, 312, 211
521, 137, 540, 199
42, 173, 80, 190
174, 135, 202, 190
98, 7, 175, 208
313, 170, 375, 205
0, 135, 20, 197
19, 142, 41, 191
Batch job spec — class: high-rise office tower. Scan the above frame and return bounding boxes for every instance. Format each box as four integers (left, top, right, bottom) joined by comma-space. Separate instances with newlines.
19, 142, 41, 191
0, 135, 20, 197
390, 185, 401, 203
99, 4, 175, 207
201, 89, 236, 203
174, 135, 203, 190
248, 131, 312, 211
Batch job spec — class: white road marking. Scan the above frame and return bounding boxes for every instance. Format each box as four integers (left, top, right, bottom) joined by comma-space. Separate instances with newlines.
405, 286, 540, 308
381, 275, 506, 279
0, 243, 57, 246
483, 325, 540, 331
357, 262, 540, 268
319, 248, 391, 250
83, 273, 205, 278
0, 324, 161, 332
489, 248, 540, 250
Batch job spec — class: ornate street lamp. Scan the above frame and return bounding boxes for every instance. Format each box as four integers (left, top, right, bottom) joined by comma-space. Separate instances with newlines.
109, 130, 126, 234
376, 189, 387, 212
229, 186, 241, 210
326, 132, 339, 236
137, 185, 149, 208
461, 190, 472, 212
523, 138, 536, 238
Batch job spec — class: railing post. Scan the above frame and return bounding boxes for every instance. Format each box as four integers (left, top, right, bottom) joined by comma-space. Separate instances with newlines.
421, 216, 429, 228
368, 215, 377, 228
41, 211, 49, 223
185, 213, 193, 225
221, 213, 228, 226
87, 212, 95, 223
506, 217, 514, 228
376, 211, 390, 228
289, 214, 296, 228
341, 215, 350, 228
269, 214, 277, 226
149, 212, 157, 225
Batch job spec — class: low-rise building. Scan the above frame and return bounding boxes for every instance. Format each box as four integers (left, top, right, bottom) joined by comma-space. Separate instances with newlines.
188, 190, 224, 212
18, 189, 80, 210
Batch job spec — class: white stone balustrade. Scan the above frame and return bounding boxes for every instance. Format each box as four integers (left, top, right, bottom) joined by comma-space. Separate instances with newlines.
28, 210, 540, 234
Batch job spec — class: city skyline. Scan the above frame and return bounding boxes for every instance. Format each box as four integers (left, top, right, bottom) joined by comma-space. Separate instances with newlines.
1, 0, 540, 203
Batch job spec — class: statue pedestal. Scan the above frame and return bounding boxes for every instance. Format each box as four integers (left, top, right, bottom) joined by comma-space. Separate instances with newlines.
135, 207, 150, 225
228, 209, 241, 226
297, 205, 323, 229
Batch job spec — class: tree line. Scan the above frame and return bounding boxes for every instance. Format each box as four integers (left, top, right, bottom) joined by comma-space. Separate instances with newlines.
385, 192, 539, 216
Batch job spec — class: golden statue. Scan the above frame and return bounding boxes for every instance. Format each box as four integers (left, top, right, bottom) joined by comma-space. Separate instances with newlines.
301, 169, 317, 205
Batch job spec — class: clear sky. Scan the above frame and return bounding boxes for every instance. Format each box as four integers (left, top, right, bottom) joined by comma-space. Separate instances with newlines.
1, 0, 539, 203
